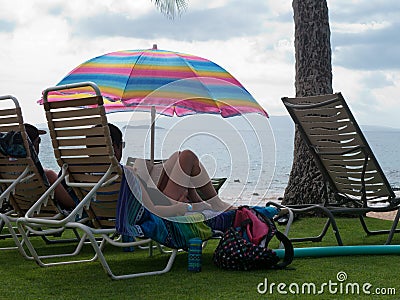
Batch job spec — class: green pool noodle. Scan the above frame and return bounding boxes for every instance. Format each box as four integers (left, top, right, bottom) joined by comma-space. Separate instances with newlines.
275, 245, 400, 258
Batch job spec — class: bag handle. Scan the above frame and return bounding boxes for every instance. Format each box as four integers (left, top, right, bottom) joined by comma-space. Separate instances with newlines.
273, 230, 294, 269
239, 218, 252, 228
253, 207, 294, 268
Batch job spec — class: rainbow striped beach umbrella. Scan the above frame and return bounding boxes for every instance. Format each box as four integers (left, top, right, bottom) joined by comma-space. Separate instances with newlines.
46, 45, 268, 161
49, 45, 268, 118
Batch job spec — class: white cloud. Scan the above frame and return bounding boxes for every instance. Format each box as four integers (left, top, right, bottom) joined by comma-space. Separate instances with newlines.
265, 0, 292, 16
189, 0, 230, 10
333, 66, 400, 128
0, 0, 399, 129
332, 21, 390, 34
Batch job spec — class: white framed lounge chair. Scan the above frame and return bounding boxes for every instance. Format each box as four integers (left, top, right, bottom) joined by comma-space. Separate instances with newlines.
17, 82, 185, 279
0, 95, 64, 256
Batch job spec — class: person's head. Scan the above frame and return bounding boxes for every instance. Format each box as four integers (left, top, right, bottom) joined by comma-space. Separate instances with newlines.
104, 123, 124, 162
93, 123, 124, 162
24, 123, 46, 154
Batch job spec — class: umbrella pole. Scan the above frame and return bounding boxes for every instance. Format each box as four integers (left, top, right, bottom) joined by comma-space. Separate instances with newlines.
150, 105, 155, 164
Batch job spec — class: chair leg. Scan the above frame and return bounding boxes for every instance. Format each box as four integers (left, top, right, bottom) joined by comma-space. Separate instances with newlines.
71, 222, 178, 280
0, 213, 35, 258
266, 202, 343, 246
291, 206, 343, 246
386, 209, 400, 245
289, 218, 331, 243
40, 228, 83, 244
0, 217, 5, 236
359, 213, 400, 237
16, 219, 97, 267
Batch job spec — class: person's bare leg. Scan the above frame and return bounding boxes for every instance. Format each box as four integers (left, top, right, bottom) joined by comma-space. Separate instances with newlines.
161, 150, 234, 211
161, 150, 209, 202
161, 151, 192, 202
181, 151, 235, 211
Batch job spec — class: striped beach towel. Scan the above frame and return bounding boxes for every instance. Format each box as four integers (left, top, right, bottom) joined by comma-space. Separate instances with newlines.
116, 166, 213, 249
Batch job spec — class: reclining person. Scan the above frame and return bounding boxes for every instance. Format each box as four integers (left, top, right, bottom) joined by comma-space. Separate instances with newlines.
24, 123, 76, 210
107, 123, 235, 217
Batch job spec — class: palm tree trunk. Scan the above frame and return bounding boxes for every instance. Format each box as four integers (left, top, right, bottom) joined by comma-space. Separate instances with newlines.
282, 0, 333, 205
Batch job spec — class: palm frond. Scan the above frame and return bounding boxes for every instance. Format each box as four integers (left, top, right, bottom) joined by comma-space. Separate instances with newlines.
152, 0, 187, 19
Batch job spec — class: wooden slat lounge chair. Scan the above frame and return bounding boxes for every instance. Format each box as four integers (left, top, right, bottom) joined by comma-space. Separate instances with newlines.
0, 95, 62, 255
271, 93, 400, 245
18, 82, 201, 279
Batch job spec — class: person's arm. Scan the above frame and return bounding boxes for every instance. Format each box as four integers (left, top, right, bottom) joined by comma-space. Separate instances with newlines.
44, 169, 76, 209
191, 201, 213, 211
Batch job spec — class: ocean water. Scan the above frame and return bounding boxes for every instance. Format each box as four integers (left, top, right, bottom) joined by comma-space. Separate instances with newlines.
37, 115, 400, 207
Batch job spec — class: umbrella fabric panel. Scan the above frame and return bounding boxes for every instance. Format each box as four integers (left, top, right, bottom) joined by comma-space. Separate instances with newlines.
51, 48, 268, 117
120, 50, 244, 102
57, 51, 143, 101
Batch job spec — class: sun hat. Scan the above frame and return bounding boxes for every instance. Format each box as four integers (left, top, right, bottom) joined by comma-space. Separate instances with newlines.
24, 123, 46, 142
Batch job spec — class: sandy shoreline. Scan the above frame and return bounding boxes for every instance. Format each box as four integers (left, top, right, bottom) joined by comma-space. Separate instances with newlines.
367, 211, 398, 221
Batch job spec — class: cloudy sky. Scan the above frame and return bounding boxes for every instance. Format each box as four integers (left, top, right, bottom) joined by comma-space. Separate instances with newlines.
1, 0, 399, 128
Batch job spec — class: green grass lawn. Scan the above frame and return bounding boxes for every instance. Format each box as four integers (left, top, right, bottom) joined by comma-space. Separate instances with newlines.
1, 216, 399, 299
